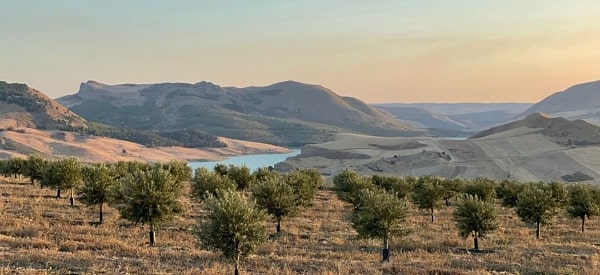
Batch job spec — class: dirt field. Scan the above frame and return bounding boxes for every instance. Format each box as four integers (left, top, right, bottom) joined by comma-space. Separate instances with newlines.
0, 127, 289, 163
278, 132, 600, 184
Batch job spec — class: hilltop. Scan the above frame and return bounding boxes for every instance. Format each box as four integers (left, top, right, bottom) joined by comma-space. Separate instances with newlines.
57, 80, 415, 146
517, 80, 600, 124
277, 113, 600, 183
0, 81, 87, 130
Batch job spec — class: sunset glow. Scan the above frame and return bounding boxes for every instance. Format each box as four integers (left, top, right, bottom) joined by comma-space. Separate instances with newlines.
2, 1, 600, 102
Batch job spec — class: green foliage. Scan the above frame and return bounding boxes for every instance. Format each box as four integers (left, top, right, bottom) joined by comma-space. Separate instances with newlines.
411, 175, 446, 222
515, 182, 566, 239
441, 178, 464, 206
351, 188, 408, 260
61, 120, 226, 149
111, 165, 185, 231
252, 167, 280, 183
252, 176, 298, 233
1, 157, 26, 178
196, 189, 268, 273
42, 157, 83, 200
296, 168, 325, 190
78, 163, 116, 223
453, 195, 498, 249
463, 178, 497, 202
333, 169, 376, 206
213, 163, 229, 176
284, 170, 321, 208
158, 160, 192, 184
227, 165, 253, 190
372, 175, 415, 200
191, 167, 236, 202
496, 180, 524, 207
566, 183, 600, 232
0, 81, 50, 112
22, 154, 48, 185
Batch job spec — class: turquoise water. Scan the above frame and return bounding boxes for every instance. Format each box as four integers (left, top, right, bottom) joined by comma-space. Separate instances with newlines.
187, 149, 301, 171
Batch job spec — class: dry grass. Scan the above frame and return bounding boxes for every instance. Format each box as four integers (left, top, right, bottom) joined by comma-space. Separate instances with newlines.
1, 177, 599, 275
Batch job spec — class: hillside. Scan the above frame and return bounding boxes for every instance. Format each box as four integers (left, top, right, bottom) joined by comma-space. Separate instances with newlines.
0, 126, 288, 162
518, 80, 600, 124
373, 103, 532, 133
471, 112, 600, 145
0, 81, 87, 130
57, 80, 415, 146
1, 81, 227, 149
277, 114, 600, 183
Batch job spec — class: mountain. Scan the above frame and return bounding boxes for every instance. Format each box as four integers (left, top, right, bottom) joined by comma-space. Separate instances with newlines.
0, 81, 286, 161
277, 113, 600, 183
58, 80, 415, 146
0, 81, 87, 130
373, 103, 531, 133
518, 80, 600, 124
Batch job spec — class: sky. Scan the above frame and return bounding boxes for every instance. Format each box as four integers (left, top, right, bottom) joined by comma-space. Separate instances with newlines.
1, 1, 600, 103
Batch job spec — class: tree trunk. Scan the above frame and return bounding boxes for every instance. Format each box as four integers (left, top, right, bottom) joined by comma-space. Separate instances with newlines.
149, 225, 156, 246
99, 202, 104, 224
382, 237, 390, 262
431, 207, 435, 223
69, 188, 74, 206
234, 254, 240, 275
56, 189, 61, 198
473, 231, 479, 251
536, 221, 540, 239
445, 197, 450, 207
276, 218, 281, 233
581, 217, 585, 233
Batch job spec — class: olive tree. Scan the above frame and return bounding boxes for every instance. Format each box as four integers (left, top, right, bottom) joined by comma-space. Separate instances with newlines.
411, 175, 445, 222
191, 167, 236, 202
111, 165, 185, 245
159, 160, 192, 184
196, 189, 268, 275
566, 183, 600, 233
78, 163, 115, 224
252, 176, 298, 233
515, 182, 565, 239
351, 188, 408, 262
42, 157, 82, 205
333, 169, 376, 206
372, 175, 415, 200
463, 178, 497, 202
227, 164, 253, 190
453, 195, 498, 250
496, 179, 524, 207
22, 154, 48, 187
441, 178, 464, 206
284, 170, 320, 208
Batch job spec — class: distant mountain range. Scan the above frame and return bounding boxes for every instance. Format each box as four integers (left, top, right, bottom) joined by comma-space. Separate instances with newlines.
57, 80, 416, 146
372, 103, 532, 132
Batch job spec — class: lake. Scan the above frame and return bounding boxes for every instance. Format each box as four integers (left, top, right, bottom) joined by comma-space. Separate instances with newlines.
188, 149, 301, 171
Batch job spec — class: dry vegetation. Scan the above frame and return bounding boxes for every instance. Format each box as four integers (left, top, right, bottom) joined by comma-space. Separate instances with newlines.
1, 177, 600, 274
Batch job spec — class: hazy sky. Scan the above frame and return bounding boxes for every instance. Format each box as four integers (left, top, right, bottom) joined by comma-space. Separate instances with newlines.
2, 1, 600, 103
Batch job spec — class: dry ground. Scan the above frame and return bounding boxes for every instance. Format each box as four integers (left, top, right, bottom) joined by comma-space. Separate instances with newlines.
1, 177, 600, 274
0, 126, 289, 163
280, 133, 600, 184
